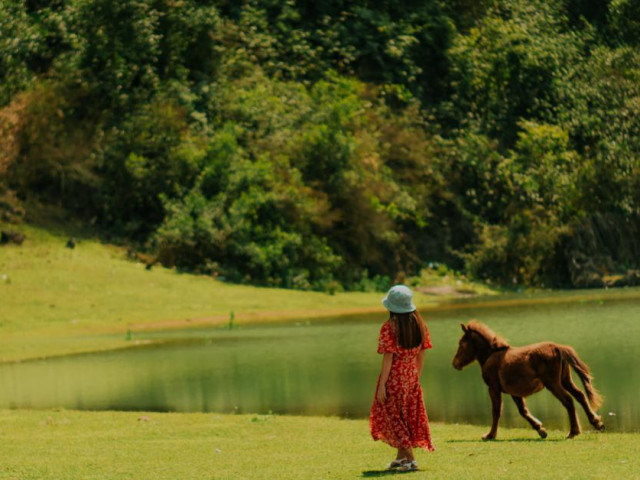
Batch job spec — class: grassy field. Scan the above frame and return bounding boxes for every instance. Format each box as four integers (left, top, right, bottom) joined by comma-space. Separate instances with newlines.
2, 224, 639, 479
0, 222, 491, 362
3, 222, 638, 479
0, 410, 636, 480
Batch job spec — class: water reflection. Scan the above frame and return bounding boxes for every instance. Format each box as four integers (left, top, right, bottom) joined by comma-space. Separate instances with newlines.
1, 290, 639, 432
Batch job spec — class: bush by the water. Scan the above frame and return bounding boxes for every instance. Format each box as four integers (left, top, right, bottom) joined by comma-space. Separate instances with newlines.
1, 0, 639, 290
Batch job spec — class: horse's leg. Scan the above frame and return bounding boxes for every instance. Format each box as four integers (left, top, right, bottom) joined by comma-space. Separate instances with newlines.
562, 365, 604, 431
511, 396, 547, 439
483, 387, 502, 440
545, 381, 581, 438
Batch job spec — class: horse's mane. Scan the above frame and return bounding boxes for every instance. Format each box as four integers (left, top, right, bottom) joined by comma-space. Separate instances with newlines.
467, 320, 510, 350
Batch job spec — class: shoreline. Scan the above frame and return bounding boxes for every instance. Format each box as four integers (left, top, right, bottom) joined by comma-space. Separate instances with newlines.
4, 285, 640, 364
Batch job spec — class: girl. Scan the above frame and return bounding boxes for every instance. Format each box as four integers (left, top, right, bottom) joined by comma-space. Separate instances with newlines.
369, 284, 434, 471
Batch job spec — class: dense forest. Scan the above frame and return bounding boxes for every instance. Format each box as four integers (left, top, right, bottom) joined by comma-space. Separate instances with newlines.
1, 0, 639, 291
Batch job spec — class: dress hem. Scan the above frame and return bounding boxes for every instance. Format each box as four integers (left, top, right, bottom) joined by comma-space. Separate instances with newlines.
371, 433, 435, 452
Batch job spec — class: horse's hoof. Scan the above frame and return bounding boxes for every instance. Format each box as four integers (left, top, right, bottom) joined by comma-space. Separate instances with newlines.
537, 428, 548, 439
566, 431, 580, 439
593, 418, 605, 431
482, 434, 496, 441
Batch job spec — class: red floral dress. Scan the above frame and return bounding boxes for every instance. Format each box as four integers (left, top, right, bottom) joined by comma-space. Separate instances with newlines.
369, 321, 434, 451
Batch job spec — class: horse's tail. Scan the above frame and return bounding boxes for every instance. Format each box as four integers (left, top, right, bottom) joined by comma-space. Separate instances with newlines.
560, 346, 604, 410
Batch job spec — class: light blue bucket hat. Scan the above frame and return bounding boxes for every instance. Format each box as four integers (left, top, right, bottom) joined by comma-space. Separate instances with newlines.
382, 285, 416, 314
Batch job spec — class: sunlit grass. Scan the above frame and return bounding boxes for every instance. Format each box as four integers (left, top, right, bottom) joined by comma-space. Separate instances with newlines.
3, 222, 639, 362
0, 410, 635, 480
0, 222, 466, 361
0, 224, 379, 330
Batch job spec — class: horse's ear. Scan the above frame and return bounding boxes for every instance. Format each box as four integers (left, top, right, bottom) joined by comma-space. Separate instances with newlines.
461, 323, 467, 333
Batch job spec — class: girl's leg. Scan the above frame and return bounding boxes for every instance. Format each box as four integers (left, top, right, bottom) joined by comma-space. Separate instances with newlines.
405, 447, 415, 462
396, 447, 413, 460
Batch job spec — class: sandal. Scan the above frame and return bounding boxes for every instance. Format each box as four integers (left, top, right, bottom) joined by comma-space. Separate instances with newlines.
398, 460, 418, 472
387, 458, 407, 470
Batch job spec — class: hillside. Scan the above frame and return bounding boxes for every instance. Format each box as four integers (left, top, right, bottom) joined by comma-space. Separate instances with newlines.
1, 0, 639, 290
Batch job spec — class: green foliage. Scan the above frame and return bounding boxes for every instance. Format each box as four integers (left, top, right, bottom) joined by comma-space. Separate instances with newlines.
2, 0, 640, 290
97, 96, 202, 238
609, 0, 640, 45
447, 0, 586, 146
69, 0, 162, 112
154, 153, 342, 289
0, 1, 65, 106
152, 72, 432, 289
556, 46, 640, 215
439, 122, 581, 284
510, 121, 580, 218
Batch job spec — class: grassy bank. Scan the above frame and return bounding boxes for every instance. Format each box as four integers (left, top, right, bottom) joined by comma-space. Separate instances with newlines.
3, 223, 640, 364
0, 223, 491, 362
0, 410, 635, 480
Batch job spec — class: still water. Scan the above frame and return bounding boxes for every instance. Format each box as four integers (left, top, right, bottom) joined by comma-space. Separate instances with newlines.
2, 289, 640, 432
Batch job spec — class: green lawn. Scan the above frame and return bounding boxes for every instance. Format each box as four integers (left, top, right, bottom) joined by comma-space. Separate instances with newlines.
0, 410, 635, 480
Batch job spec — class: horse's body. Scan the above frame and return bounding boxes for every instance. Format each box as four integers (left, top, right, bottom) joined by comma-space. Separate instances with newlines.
452, 321, 604, 440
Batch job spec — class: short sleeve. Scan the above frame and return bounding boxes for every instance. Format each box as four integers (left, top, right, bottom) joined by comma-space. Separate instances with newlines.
421, 324, 433, 350
377, 322, 396, 354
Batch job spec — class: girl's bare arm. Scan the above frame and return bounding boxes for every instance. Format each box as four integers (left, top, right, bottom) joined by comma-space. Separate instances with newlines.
416, 349, 426, 377
376, 353, 393, 403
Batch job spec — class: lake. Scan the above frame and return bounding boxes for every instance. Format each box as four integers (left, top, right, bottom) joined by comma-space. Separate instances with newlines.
2, 288, 639, 432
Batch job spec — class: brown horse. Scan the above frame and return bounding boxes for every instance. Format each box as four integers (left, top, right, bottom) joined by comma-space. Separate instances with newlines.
452, 321, 605, 440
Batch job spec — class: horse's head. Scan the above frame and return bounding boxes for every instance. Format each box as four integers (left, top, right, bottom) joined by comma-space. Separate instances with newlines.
452, 321, 510, 370
452, 323, 476, 370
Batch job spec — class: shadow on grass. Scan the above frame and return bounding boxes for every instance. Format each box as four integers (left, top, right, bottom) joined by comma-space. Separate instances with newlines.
361, 470, 419, 477
446, 438, 562, 443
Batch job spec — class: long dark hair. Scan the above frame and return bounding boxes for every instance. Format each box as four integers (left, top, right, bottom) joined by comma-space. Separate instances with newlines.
390, 310, 426, 349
